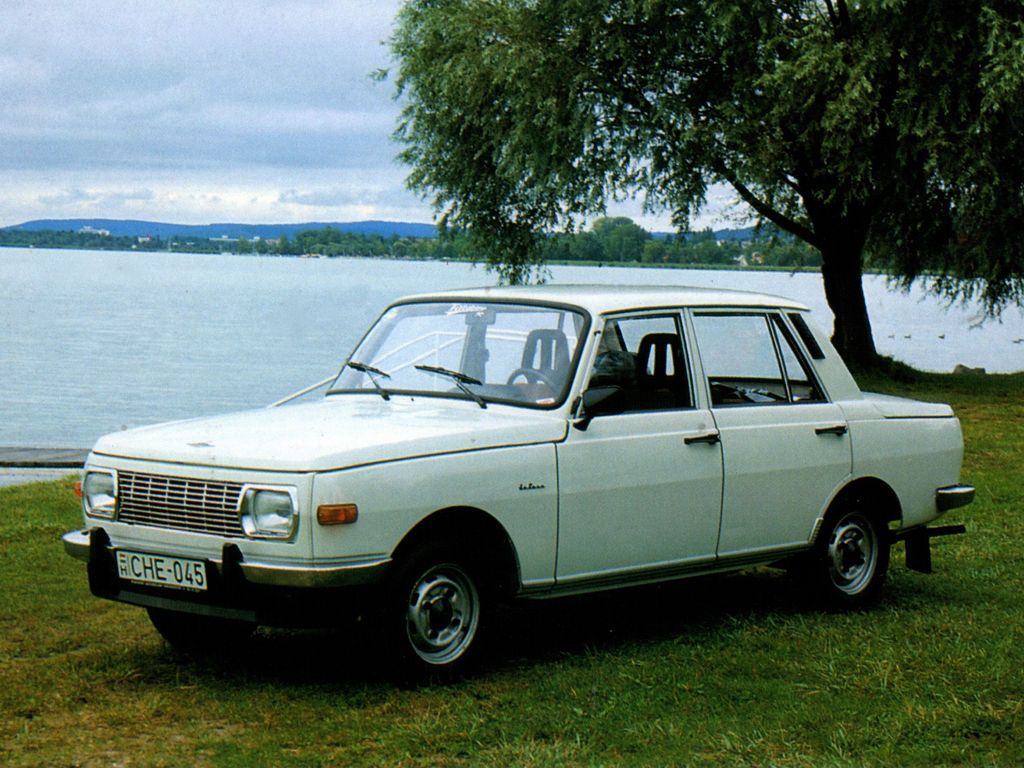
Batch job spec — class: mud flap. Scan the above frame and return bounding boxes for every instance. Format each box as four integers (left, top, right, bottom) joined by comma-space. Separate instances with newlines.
902, 525, 967, 574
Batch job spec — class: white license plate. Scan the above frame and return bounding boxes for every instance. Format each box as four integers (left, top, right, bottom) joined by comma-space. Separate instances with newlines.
115, 550, 208, 591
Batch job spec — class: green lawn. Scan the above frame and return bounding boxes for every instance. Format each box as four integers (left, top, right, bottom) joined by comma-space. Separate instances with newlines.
2, 373, 1022, 767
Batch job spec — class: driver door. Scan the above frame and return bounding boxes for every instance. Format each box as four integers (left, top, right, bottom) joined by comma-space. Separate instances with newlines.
555, 312, 723, 586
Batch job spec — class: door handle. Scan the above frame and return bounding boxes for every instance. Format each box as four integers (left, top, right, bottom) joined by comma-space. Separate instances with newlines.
815, 424, 848, 436
684, 431, 721, 445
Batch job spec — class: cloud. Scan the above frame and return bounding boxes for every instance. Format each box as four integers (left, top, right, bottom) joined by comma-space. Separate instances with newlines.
0, 1, 403, 175
0, 54, 50, 90
104, 188, 155, 204
279, 187, 384, 207
0, 1, 739, 230
5, 166, 430, 227
38, 187, 155, 206
37, 188, 101, 207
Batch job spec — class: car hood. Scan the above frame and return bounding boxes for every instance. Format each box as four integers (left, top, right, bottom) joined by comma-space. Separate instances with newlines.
91, 396, 569, 472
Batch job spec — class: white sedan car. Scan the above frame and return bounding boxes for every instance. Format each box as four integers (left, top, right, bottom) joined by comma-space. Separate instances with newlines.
64, 285, 973, 678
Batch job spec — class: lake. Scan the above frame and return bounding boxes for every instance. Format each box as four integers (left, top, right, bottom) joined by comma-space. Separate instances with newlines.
2, 247, 1021, 448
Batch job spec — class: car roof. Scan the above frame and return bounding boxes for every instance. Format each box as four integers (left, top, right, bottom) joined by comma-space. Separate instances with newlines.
397, 284, 809, 315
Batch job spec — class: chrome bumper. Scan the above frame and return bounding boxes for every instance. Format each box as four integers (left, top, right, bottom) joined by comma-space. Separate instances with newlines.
61, 529, 391, 588
936, 484, 976, 512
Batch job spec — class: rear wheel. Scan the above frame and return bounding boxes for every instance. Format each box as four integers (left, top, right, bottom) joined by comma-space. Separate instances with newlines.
387, 545, 486, 682
147, 607, 255, 655
814, 507, 890, 608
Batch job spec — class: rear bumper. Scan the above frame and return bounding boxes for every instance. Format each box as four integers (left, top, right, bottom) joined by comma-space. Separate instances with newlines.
936, 484, 975, 512
62, 528, 391, 624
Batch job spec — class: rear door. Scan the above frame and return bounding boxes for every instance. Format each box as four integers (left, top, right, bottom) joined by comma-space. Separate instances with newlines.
690, 311, 852, 557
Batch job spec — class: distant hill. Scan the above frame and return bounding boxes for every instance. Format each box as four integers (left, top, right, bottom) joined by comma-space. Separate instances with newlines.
651, 226, 756, 241
6, 219, 439, 240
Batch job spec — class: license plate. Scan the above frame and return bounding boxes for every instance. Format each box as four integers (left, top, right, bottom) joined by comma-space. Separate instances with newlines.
115, 550, 208, 591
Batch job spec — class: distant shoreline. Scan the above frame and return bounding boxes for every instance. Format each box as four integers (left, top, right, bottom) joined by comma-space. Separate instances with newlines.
0, 217, 825, 270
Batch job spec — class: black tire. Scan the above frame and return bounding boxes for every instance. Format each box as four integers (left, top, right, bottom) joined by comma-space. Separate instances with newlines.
813, 507, 890, 609
147, 607, 255, 655
386, 544, 486, 683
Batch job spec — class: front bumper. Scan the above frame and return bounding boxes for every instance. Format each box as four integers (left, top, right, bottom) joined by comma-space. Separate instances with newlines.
63, 527, 391, 624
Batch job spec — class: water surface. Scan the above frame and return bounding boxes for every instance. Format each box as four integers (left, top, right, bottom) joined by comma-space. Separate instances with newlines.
2, 248, 1020, 447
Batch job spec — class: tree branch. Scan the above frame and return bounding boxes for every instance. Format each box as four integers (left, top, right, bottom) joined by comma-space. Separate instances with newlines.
837, 0, 851, 30
824, 0, 852, 41
781, 173, 803, 195
824, 0, 838, 29
716, 164, 820, 248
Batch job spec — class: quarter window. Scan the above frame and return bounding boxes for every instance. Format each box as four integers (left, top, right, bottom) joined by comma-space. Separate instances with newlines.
772, 316, 825, 403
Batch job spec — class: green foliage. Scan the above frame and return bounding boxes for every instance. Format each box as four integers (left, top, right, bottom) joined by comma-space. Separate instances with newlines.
2, 373, 1023, 765
390, 0, 1024, 363
877, 4, 1024, 314
538, 219, 821, 267
0, 228, 152, 252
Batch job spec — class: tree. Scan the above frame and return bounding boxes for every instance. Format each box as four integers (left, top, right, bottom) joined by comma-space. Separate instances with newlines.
642, 239, 668, 264
391, 0, 1024, 366
590, 217, 650, 262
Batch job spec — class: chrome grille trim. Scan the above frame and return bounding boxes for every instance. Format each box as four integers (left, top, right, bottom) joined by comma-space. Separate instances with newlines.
117, 471, 245, 537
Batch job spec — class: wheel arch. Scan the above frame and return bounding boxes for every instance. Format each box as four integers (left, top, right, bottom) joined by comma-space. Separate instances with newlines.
390, 506, 522, 598
814, 477, 902, 547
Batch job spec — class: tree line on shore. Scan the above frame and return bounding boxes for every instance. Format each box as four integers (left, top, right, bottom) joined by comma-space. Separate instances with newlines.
0, 217, 823, 268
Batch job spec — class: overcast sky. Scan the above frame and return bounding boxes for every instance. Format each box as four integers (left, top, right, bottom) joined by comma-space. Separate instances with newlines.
0, 0, 737, 230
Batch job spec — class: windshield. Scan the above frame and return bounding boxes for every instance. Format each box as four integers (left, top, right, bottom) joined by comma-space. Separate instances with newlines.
329, 300, 588, 408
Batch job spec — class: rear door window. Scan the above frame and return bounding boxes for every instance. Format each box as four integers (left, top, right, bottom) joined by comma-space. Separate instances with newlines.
692, 312, 824, 405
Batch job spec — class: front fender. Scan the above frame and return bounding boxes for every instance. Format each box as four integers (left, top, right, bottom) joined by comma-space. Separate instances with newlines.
310, 443, 558, 588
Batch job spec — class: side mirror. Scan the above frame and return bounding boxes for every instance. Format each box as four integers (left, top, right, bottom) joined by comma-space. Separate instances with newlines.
572, 386, 625, 431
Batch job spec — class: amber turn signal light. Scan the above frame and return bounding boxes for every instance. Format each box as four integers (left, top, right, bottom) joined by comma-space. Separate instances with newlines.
317, 503, 358, 525
73, 480, 83, 498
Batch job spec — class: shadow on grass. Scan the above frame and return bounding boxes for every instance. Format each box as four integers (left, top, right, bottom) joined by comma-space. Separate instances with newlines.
489, 568, 804, 665
129, 565, 956, 690
119, 561, 966, 696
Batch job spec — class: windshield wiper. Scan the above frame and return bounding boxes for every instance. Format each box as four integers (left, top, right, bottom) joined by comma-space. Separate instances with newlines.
415, 364, 487, 409
335, 360, 391, 401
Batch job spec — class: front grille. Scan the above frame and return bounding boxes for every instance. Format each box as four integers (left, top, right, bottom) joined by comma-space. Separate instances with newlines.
117, 471, 245, 537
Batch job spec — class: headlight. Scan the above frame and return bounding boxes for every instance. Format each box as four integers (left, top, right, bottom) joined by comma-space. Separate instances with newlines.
82, 470, 117, 518
240, 486, 297, 539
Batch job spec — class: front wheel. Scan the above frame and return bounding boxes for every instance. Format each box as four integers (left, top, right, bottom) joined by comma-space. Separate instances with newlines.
387, 546, 485, 682
814, 508, 890, 608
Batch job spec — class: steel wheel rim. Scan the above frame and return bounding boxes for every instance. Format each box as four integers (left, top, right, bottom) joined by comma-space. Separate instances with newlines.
405, 563, 479, 665
827, 514, 878, 595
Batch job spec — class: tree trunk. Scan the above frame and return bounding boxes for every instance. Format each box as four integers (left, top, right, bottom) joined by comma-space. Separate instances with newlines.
818, 233, 879, 368
722, 172, 881, 367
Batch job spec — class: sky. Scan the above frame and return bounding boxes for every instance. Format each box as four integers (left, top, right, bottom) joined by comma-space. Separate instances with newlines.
0, 0, 739, 231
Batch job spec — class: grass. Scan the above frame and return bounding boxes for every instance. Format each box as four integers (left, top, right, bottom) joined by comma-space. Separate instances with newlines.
2, 372, 1022, 767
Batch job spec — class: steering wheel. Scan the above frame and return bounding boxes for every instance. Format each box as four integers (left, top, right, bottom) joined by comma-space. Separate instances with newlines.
748, 387, 787, 402
506, 367, 559, 390
710, 382, 754, 404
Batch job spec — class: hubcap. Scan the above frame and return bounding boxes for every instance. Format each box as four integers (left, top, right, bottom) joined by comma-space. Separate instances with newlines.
827, 514, 878, 595
405, 564, 479, 665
